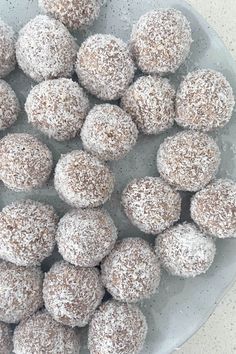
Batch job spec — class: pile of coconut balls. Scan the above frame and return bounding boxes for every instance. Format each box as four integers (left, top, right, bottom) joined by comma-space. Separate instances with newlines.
0, 1, 235, 353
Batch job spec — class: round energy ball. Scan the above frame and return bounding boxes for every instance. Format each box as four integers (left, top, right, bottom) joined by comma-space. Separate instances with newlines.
39, 0, 102, 30
43, 261, 104, 327
0, 19, 16, 78
0, 80, 20, 130
76, 34, 135, 100
88, 300, 147, 354
191, 179, 236, 239
57, 208, 117, 267
0, 261, 43, 323
176, 69, 235, 131
130, 9, 192, 74
157, 130, 221, 192
54, 150, 115, 208
121, 177, 181, 234
25, 78, 89, 141
81, 104, 138, 161
121, 76, 175, 135
16, 15, 77, 82
155, 223, 216, 278
0, 133, 53, 191
0, 199, 58, 266
0, 322, 13, 354
13, 310, 81, 354
101, 238, 161, 303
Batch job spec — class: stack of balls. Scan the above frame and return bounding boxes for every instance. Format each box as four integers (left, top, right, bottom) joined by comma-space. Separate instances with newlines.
0, 2, 234, 353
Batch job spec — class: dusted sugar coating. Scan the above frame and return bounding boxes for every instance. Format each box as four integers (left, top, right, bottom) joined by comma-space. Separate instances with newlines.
54, 150, 114, 208
0, 80, 20, 130
88, 300, 147, 354
16, 15, 77, 82
25, 78, 89, 141
191, 179, 236, 239
43, 261, 104, 327
57, 208, 117, 267
13, 310, 81, 354
176, 69, 235, 131
155, 223, 216, 278
0, 133, 53, 191
0, 199, 58, 266
157, 130, 221, 192
101, 238, 161, 303
121, 76, 175, 135
122, 177, 181, 234
0, 261, 43, 323
81, 104, 138, 161
76, 34, 135, 100
0, 322, 13, 354
130, 9, 192, 74
39, 0, 101, 30
0, 19, 16, 78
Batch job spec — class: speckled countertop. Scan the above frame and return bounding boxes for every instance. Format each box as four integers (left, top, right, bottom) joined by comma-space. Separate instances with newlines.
174, 1, 236, 353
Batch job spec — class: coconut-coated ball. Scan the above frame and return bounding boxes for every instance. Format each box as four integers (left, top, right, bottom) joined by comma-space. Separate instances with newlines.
191, 179, 236, 239
43, 261, 104, 327
0, 261, 43, 323
0, 80, 20, 130
157, 130, 221, 192
155, 223, 216, 278
122, 177, 181, 234
76, 34, 135, 100
88, 300, 147, 354
25, 78, 89, 141
176, 69, 235, 131
0, 322, 13, 354
0, 133, 53, 191
121, 76, 175, 135
16, 15, 77, 82
81, 104, 138, 161
130, 9, 192, 74
101, 238, 161, 303
0, 19, 16, 78
39, 0, 102, 30
54, 150, 115, 208
57, 208, 117, 267
13, 310, 81, 354
0, 199, 58, 266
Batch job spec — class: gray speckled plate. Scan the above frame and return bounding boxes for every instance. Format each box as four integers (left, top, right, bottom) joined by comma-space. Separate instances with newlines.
1, 0, 236, 353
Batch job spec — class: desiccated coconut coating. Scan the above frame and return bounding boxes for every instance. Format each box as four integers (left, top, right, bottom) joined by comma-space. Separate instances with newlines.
0, 133, 53, 191
88, 300, 147, 354
39, 0, 102, 30
121, 177, 181, 234
16, 15, 77, 82
191, 179, 236, 239
0, 322, 13, 354
101, 238, 161, 303
54, 150, 115, 208
57, 208, 117, 267
76, 34, 135, 100
0, 199, 58, 266
0, 79, 20, 130
13, 310, 81, 354
25, 78, 89, 141
176, 69, 235, 131
157, 130, 221, 192
155, 223, 216, 278
121, 75, 175, 135
130, 9, 192, 74
81, 104, 138, 161
0, 19, 16, 78
0, 261, 43, 323
43, 261, 104, 327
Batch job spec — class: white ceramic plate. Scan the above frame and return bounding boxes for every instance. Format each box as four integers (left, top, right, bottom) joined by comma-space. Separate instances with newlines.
1, 0, 236, 353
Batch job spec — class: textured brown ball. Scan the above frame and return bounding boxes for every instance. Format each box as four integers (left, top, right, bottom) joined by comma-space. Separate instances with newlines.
88, 300, 147, 354
0, 322, 13, 354
0, 80, 20, 130
0, 19, 16, 78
